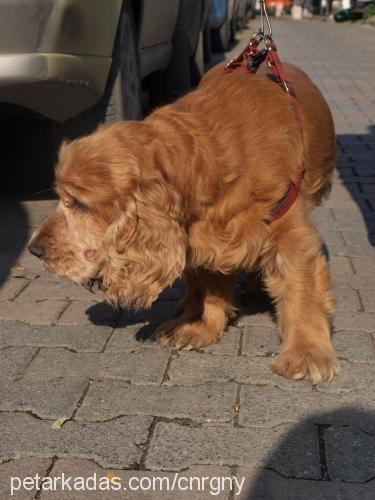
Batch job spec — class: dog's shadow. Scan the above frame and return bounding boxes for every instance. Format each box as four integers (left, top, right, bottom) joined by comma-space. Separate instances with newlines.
85, 273, 277, 344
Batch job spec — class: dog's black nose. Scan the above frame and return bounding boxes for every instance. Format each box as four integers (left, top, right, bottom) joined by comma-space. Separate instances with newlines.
28, 242, 45, 259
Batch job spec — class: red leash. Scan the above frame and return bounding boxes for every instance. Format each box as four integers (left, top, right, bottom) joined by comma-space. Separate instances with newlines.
224, 29, 305, 224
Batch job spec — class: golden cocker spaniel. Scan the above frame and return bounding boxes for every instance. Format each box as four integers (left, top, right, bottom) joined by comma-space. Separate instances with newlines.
29, 62, 339, 384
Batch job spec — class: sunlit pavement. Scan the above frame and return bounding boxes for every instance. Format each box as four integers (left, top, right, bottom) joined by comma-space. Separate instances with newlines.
0, 18, 374, 499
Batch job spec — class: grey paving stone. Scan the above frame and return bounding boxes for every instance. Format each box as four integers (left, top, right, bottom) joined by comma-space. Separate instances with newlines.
351, 256, 375, 275
0, 379, 87, 419
146, 422, 321, 478
239, 385, 374, 432
328, 255, 353, 275
202, 326, 241, 355
323, 197, 361, 210
12, 247, 46, 276
98, 350, 170, 385
319, 360, 374, 396
333, 273, 375, 291
0, 300, 67, 325
343, 231, 374, 247
237, 467, 375, 500
241, 326, 280, 357
22, 348, 170, 385
332, 208, 375, 223
0, 278, 29, 301
320, 230, 345, 246
76, 380, 237, 423
0, 413, 153, 469
105, 324, 161, 352
334, 312, 375, 332
359, 289, 375, 313
0, 346, 37, 381
334, 287, 361, 312
168, 353, 374, 395
236, 311, 276, 328
15, 276, 95, 302
166, 352, 312, 391
311, 207, 334, 223
0, 321, 113, 352
325, 425, 375, 482
41, 459, 232, 499
0, 458, 52, 500
328, 243, 375, 258
333, 330, 375, 363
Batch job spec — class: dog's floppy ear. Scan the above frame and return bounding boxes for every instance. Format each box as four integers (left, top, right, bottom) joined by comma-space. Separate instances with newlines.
100, 165, 187, 309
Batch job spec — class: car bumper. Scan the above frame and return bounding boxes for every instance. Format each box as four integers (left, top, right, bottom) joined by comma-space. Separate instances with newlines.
0, 53, 111, 121
0, 0, 121, 120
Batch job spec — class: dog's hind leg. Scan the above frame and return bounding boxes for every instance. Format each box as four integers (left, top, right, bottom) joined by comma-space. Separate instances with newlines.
155, 269, 236, 349
261, 218, 339, 385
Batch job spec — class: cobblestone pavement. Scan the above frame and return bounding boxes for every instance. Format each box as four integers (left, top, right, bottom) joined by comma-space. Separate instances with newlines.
0, 18, 374, 500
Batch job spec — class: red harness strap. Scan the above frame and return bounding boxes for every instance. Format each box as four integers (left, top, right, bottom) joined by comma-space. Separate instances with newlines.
224, 37, 305, 224
268, 168, 305, 222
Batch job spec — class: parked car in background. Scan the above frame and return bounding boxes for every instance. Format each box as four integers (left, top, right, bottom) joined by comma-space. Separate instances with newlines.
334, 0, 373, 21
209, 0, 253, 52
235, 0, 257, 27
0, 0, 208, 133
185, 0, 212, 80
149, 0, 212, 101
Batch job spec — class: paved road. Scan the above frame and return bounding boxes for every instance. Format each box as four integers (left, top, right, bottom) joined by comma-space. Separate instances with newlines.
0, 18, 374, 499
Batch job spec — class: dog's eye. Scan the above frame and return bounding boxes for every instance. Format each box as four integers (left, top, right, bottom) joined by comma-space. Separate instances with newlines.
63, 198, 87, 211
73, 199, 88, 211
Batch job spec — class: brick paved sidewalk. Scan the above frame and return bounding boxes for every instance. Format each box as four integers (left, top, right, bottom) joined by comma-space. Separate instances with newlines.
0, 18, 374, 500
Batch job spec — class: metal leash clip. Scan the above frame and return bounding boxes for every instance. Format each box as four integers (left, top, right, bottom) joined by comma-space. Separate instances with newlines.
224, 0, 273, 74
260, 0, 273, 38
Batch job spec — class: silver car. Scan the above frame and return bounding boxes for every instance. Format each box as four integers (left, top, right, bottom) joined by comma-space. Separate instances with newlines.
0, 0, 208, 125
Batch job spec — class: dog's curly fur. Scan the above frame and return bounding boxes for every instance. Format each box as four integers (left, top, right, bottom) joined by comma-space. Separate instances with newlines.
29, 62, 339, 384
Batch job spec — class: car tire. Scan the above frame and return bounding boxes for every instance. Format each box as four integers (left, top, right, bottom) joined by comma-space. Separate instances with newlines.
203, 20, 211, 63
166, 0, 191, 96
99, 0, 142, 122
62, 0, 142, 138
190, 30, 204, 86
211, 15, 231, 52
148, 0, 191, 106
230, 12, 237, 42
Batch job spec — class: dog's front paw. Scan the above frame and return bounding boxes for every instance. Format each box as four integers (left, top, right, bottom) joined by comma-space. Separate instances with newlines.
155, 319, 221, 349
270, 344, 339, 385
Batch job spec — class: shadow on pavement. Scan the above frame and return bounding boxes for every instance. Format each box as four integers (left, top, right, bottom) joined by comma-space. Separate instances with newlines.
336, 126, 375, 246
245, 407, 375, 499
0, 201, 29, 283
85, 274, 276, 343
0, 109, 56, 286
